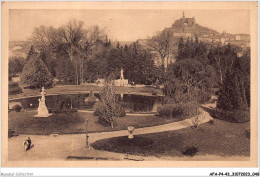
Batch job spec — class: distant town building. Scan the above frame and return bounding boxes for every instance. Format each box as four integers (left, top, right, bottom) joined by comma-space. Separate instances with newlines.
139, 12, 250, 66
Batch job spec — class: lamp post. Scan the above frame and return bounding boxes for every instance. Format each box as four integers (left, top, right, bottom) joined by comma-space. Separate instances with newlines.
85, 119, 90, 149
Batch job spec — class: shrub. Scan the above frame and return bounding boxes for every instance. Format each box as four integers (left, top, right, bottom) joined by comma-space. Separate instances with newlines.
84, 91, 99, 109
93, 101, 103, 116
94, 77, 126, 128
245, 129, 250, 139
48, 107, 77, 113
114, 104, 126, 117
13, 104, 23, 112
9, 86, 23, 95
158, 101, 198, 118
9, 81, 19, 89
158, 104, 182, 118
208, 120, 214, 124
8, 129, 17, 138
211, 109, 249, 123
94, 102, 126, 117
152, 92, 158, 95
8, 81, 23, 95
198, 90, 211, 103
182, 146, 198, 156
181, 101, 198, 117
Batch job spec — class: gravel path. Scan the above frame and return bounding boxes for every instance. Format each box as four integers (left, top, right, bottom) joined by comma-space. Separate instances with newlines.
8, 108, 213, 161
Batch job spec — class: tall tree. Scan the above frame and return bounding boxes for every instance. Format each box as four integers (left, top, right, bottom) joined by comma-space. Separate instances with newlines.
177, 37, 185, 60
21, 53, 52, 88
30, 20, 105, 85
217, 70, 248, 111
26, 45, 36, 63
147, 31, 172, 69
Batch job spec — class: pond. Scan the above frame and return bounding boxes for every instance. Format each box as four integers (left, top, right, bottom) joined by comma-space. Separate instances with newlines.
9, 93, 164, 113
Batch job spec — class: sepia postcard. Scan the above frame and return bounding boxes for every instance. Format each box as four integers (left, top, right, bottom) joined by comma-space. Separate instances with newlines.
1, 1, 258, 168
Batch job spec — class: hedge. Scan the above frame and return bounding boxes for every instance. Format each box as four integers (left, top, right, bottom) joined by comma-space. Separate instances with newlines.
211, 109, 250, 123
158, 101, 198, 118
8, 82, 23, 95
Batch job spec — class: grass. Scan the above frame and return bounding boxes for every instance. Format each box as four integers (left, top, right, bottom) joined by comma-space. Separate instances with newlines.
8, 110, 184, 135
91, 119, 250, 158
9, 83, 163, 100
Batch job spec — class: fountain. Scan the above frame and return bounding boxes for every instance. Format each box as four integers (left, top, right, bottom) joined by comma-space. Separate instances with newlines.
114, 68, 128, 86
34, 87, 52, 117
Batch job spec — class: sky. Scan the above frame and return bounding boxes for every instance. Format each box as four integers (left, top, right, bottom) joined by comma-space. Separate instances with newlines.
9, 9, 250, 42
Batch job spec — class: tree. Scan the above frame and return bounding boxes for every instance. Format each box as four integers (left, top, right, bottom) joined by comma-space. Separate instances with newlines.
236, 48, 250, 107
30, 20, 106, 85
217, 70, 248, 111
177, 37, 185, 60
9, 57, 26, 77
56, 51, 76, 84
21, 53, 52, 88
94, 74, 125, 128
39, 50, 57, 77
147, 31, 172, 69
164, 59, 215, 103
208, 44, 237, 85
26, 45, 36, 62
120, 42, 157, 84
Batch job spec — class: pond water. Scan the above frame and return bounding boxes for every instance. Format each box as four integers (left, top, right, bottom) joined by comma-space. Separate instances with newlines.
9, 93, 164, 113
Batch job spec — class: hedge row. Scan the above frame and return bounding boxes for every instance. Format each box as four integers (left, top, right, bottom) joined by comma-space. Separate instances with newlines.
8, 85, 22, 95
211, 109, 250, 123
9, 81, 19, 89
158, 101, 198, 118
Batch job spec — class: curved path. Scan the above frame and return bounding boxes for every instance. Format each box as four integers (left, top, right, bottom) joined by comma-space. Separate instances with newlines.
8, 108, 213, 161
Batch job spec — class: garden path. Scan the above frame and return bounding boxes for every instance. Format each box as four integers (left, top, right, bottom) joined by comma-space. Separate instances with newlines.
8, 106, 213, 161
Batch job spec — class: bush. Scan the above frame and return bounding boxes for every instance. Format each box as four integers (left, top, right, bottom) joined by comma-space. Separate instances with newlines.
208, 120, 214, 124
182, 101, 198, 117
158, 101, 198, 118
9, 81, 19, 89
48, 108, 77, 113
94, 102, 126, 117
211, 109, 250, 123
8, 81, 23, 95
9, 86, 23, 95
152, 92, 158, 95
8, 129, 17, 138
13, 104, 23, 112
182, 146, 198, 156
198, 90, 211, 103
114, 104, 126, 117
84, 91, 99, 109
93, 102, 103, 116
245, 129, 250, 139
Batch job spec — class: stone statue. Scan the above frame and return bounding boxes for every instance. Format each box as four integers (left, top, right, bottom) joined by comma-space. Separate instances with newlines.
120, 68, 124, 80
35, 87, 51, 117
114, 68, 128, 86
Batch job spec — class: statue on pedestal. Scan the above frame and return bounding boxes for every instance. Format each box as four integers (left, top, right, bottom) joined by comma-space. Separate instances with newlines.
114, 68, 128, 86
34, 87, 52, 117
120, 68, 124, 80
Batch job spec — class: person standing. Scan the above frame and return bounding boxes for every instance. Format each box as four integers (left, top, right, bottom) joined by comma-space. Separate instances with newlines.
23, 137, 32, 151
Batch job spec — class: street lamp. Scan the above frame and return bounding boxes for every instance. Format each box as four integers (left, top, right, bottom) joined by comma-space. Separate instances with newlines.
85, 119, 90, 149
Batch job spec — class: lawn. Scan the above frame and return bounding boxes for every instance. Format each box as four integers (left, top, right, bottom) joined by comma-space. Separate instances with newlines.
91, 119, 250, 158
8, 110, 184, 135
